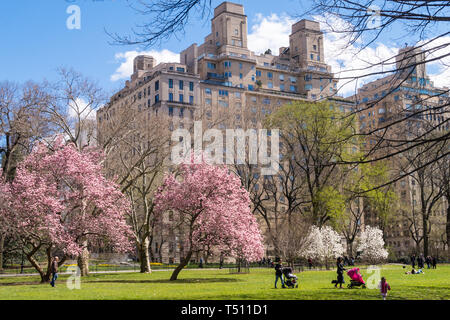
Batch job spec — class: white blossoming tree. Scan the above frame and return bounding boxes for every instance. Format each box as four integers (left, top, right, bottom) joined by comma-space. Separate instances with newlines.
356, 226, 389, 264
302, 225, 344, 269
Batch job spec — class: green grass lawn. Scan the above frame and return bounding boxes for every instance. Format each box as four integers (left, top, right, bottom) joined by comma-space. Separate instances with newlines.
1, 264, 449, 300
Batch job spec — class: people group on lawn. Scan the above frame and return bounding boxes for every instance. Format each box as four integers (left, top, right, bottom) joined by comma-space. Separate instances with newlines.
273, 256, 394, 299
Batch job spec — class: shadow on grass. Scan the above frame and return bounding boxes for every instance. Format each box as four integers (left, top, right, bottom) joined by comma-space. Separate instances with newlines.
88, 278, 243, 285
0, 281, 44, 286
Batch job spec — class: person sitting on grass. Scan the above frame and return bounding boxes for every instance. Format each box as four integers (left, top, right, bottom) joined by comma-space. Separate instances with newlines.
274, 259, 286, 289
405, 268, 425, 275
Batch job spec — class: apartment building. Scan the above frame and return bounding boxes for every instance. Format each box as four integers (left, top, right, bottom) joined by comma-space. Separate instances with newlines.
97, 1, 354, 263
352, 46, 449, 258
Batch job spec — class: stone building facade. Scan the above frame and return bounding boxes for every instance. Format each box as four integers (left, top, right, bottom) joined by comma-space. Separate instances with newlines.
97, 1, 354, 263
352, 46, 449, 259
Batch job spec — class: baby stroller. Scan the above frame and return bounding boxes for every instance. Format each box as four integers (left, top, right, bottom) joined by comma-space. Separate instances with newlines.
347, 268, 366, 289
282, 267, 299, 288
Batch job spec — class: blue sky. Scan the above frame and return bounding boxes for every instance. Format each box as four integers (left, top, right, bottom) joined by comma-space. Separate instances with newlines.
0, 0, 310, 93
1, 1, 448, 97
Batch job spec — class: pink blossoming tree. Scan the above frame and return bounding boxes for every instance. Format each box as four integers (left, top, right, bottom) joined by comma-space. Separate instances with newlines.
2, 138, 133, 282
154, 158, 264, 281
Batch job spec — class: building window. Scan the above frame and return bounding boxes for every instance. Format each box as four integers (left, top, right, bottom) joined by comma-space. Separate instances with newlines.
205, 88, 212, 95
207, 63, 216, 69
189, 95, 194, 104
310, 54, 314, 60
279, 74, 284, 81
290, 85, 297, 92
256, 70, 261, 77
189, 82, 194, 91
235, 92, 241, 98
239, 63, 243, 69
219, 100, 229, 107
179, 94, 184, 102
304, 84, 312, 91
179, 80, 184, 90
219, 90, 228, 96
169, 79, 173, 89
169, 93, 174, 101
155, 80, 159, 91
289, 76, 296, 83
267, 72, 273, 79
155, 94, 159, 103
280, 84, 285, 91
268, 82, 273, 89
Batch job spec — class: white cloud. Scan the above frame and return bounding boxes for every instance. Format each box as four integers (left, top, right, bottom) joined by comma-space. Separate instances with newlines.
420, 36, 450, 89
247, 13, 399, 96
247, 13, 295, 55
111, 49, 180, 81
68, 98, 96, 121
316, 14, 399, 96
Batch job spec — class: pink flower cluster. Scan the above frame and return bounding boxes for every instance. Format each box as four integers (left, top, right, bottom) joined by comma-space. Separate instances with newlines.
154, 157, 264, 262
0, 138, 133, 256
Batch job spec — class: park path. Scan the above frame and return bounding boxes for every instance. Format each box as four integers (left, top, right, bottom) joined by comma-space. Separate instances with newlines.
0, 268, 223, 278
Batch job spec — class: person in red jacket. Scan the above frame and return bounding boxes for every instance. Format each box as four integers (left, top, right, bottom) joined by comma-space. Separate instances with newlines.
378, 277, 391, 300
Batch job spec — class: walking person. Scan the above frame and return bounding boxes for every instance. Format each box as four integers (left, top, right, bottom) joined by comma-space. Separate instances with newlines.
335, 257, 345, 289
274, 259, 286, 289
432, 256, 437, 269
308, 258, 313, 270
50, 256, 59, 288
426, 256, 431, 269
344, 256, 349, 266
378, 277, 391, 300
418, 255, 424, 269
410, 254, 416, 269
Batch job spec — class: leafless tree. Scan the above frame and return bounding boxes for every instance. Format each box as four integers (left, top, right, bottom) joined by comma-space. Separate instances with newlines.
100, 101, 172, 272
0, 81, 50, 271
399, 127, 446, 256
107, 0, 214, 48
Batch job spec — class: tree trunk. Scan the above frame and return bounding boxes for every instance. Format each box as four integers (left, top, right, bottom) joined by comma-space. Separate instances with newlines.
347, 239, 353, 257
138, 238, 152, 273
0, 233, 4, 272
423, 216, 429, 257
170, 251, 192, 281
77, 243, 90, 276
27, 250, 49, 283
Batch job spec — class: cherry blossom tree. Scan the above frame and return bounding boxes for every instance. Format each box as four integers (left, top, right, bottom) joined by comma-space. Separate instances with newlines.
356, 226, 389, 264
302, 225, 345, 269
154, 157, 265, 281
3, 138, 133, 282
